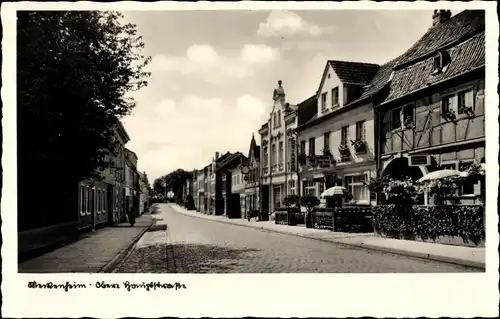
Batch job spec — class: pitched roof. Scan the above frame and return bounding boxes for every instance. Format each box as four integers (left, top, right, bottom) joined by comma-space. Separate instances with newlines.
328, 60, 380, 85
296, 95, 318, 126
394, 10, 485, 68
354, 56, 401, 102
248, 134, 259, 160
218, 152, 247, 170
385, 31, 484, 102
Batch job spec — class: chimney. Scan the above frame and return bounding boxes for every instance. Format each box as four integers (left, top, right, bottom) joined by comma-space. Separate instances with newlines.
215, 152, 220, 160
432, 10, 452, 27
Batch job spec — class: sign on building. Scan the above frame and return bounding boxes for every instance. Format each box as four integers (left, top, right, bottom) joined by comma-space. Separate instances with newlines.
290, 138, 296, 172
316, 155, 332, 168
409, 155, 430, 166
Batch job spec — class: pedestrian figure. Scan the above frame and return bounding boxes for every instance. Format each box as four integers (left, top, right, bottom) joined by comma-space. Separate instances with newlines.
128, 204, 136, 227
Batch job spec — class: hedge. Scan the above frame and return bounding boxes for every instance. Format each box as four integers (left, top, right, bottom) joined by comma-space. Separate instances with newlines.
372, 205, 485, 245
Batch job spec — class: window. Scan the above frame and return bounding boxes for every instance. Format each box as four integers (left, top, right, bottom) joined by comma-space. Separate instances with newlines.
391, 104, 414, 129
303, 181, 316, 197
458, 89, 474, 114
355, 121, 366, 141
341, 126, 348, 145
264, 147, 269, 167
271, 144, 276, 165
433, 55, 442, 73
308, 137, 315, 155
323, 132, 330, 151
440, 163, 456, 170
102, 190, 106, 213
300, 140, 306, 154
345, 174, 369, 202
273, 112, 277, 128
86, 187, 91, 215
403, 104, 414, 125
432, 51, 450, 74
321, 93, 327, 111
331, 87, 339, 106
458, 161, 475, 195
319, 182, 325, 195
277, 110, 281, 127
278, 141, 284, 163
289, 180, 296, 195
442, 95, 456, 115
80, 186, 85, 215
97, 188, 101, 213
391, 109, 401, 129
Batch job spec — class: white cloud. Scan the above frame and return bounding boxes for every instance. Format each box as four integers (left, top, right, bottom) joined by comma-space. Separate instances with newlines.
236, 95, 267, 119
241, 44, 280, 64
257, 11, 336, 38
186, 44, 219, 64
154, 99, 176, 115
150, 43, 280, 84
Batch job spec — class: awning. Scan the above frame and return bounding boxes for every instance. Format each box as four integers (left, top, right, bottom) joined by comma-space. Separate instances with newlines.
417, 169, 467, 183
320, 186, 348, 198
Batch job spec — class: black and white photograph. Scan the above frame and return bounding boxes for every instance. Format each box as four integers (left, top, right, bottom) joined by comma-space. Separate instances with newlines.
2, 1, 498, 318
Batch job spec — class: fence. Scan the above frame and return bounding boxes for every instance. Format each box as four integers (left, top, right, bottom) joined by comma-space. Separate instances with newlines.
312, 206, 373, 232
274, 207, 305, 226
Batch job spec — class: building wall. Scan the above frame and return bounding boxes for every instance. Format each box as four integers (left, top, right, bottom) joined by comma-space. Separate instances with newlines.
299, 103, 375, 165
380, 77, 485, 157
297, 102, 376, 205
317, 65, 344, 117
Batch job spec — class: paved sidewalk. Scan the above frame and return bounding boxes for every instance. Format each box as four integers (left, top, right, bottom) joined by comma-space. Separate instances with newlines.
169, 204, 485, 270
18, 215, 155, 273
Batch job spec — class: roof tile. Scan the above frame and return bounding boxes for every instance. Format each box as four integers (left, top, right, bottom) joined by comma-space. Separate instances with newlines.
329, 60, 380, 85
386, 32, 485, 102
395, 10, 485, 67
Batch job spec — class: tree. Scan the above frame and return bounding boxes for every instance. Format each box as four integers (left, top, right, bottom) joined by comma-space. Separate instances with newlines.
17, 11, 151, 230
153, 169, 193, 201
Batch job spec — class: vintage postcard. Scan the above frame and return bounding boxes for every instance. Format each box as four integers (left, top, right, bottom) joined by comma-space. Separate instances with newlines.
2, 1, 499, 317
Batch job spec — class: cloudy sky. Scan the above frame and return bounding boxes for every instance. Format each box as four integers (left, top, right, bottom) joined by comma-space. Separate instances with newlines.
121, 9, 438, 181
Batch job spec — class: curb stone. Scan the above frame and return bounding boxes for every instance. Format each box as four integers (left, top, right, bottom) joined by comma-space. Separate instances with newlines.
170, 206, 485, 270
99, 218, 155, 273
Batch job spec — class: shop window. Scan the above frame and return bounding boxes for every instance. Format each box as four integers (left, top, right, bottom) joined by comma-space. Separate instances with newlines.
345, 174, 369, 202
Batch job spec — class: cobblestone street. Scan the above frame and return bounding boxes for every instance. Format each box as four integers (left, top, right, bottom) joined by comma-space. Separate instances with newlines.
114, 204, 479, 273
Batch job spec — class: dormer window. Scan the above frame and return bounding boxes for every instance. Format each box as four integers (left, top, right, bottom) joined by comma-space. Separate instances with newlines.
432, 50, 451, 75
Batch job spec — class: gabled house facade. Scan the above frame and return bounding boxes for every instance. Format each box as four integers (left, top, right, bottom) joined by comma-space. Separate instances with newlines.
259, 81, 317, 216
217, 152, 247, 218
207, 151, 233, 215
295, 60, 380, 205
244, 134, 261, 218
376, 10, 485, 205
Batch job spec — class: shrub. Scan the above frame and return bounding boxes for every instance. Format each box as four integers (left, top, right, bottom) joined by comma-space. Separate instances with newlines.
301, 195, 320, 213
283, 194, 300, 207
372, 205, 485, 245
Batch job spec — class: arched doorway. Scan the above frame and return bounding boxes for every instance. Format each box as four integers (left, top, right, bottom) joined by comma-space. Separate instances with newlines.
382, 157, 425, 181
